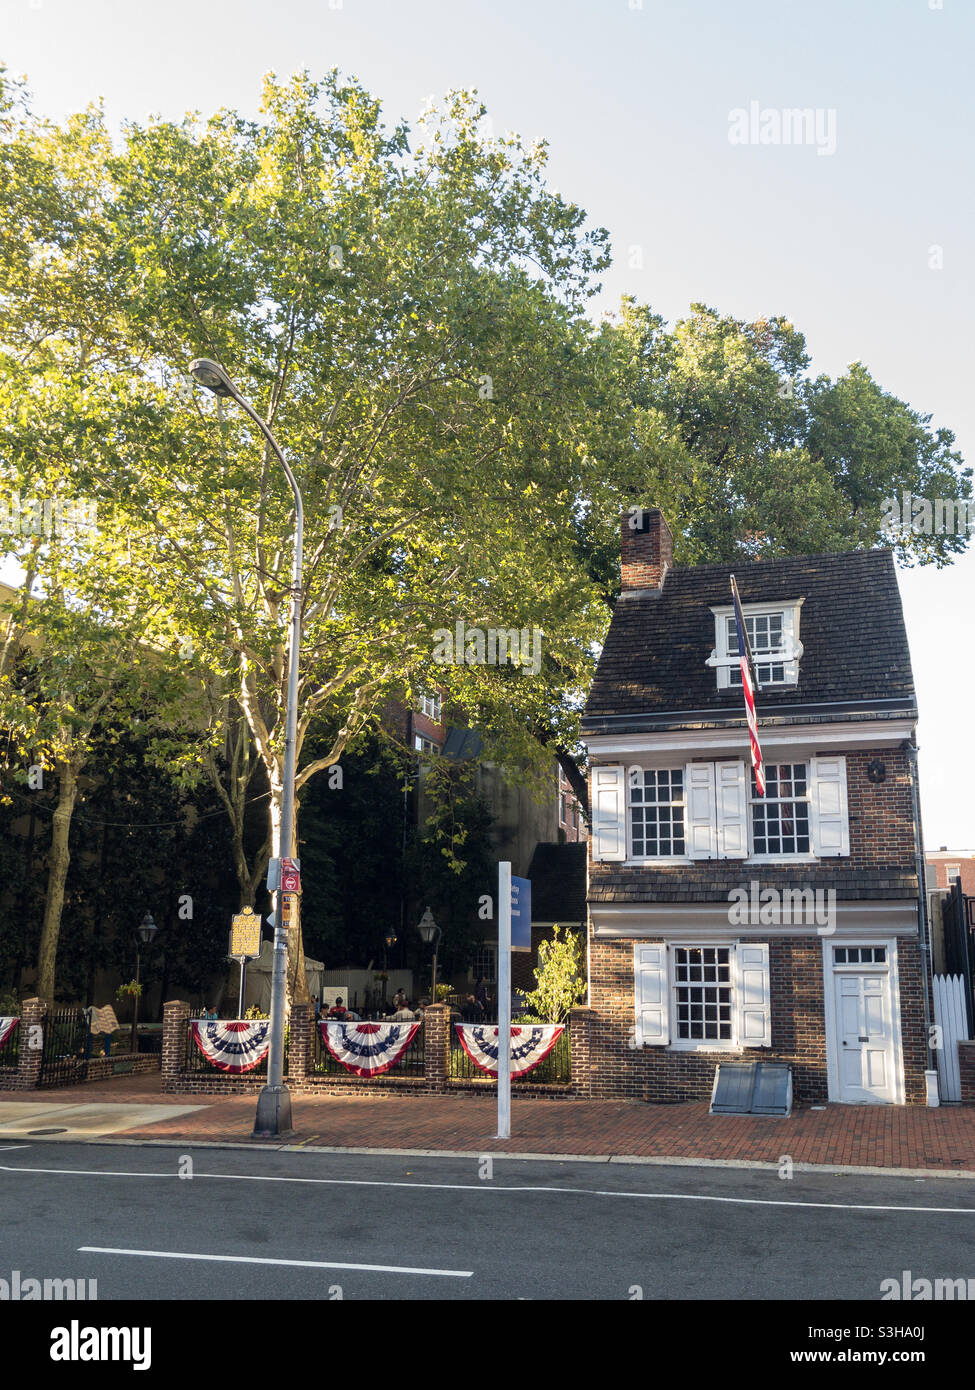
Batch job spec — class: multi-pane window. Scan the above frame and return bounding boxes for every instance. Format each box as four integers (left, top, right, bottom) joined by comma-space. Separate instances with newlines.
834, 947, 887, 965
945, 864, 961, 884
418, 692, 442, 722
674, 947, 732, 1042
630, 768, 686, 857
472, 945, 497, 982
726, 613, 786, 686
752, 763, 810, 855
414, 734, 438, 754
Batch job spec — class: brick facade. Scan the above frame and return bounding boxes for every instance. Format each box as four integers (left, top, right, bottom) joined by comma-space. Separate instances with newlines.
588, 934, 928, 1105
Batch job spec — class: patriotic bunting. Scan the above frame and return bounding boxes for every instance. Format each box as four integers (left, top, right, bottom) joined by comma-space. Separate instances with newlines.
730, 574, 766, 797
190, 1019, 270, 1073
455, 1023, 565, 1078
321, 1021, 419, 1077
0, 1017, 18, 1050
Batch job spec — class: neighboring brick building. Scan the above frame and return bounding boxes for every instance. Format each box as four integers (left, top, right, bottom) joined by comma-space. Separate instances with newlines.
579, 508, 930, 1107
925, 849, 975, 898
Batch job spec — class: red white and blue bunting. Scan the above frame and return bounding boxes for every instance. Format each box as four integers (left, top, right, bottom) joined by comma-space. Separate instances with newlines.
322, 1021, 419, 1077
455, 1023, 565, 1078
0, 1017, 18, 1050
190, 1020, 270, 1073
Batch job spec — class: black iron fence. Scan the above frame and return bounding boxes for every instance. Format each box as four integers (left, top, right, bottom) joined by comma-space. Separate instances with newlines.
314, 1018, 426, 1080
38, 1007, 89, 1087
184, 1020, 269, 1077
449, 1020, 571, 1085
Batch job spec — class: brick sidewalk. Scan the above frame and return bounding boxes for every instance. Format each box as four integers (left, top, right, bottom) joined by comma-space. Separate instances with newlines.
5, 1074, 975, 1169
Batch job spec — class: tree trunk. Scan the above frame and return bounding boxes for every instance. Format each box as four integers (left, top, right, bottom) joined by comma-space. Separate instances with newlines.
36, 760, 79, 1003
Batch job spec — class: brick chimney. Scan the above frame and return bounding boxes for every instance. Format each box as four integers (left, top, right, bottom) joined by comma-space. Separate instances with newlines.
621, 507, 673, 591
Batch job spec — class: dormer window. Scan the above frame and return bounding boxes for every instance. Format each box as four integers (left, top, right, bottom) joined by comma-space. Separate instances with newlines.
707, 601, 804, 690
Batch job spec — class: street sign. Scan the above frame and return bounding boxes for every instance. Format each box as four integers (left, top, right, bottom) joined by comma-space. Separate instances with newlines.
229, 906, 262, 960
511, 876, 531, 952
281, 857, 301, 894
281, 893, 297, 926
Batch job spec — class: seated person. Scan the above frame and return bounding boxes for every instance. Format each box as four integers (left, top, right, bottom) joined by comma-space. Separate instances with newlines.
327, 996, 348, 1019
390, 1000, 416, 1021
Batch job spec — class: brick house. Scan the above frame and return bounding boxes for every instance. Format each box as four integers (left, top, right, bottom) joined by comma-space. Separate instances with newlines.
925, 849, 975, 898
579, 508, 930, 1106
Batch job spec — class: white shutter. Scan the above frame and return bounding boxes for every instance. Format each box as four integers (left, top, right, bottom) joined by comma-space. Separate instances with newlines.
591, 765, 627, 862
634, 943, 669, 1046
735, 942, 771, 1047
809, 756, 849, 857
685, 762, 717, 859
715, 760, 749, 859
780, 606, 801, 683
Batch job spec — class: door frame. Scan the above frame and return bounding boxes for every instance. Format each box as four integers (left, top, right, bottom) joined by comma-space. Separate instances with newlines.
822, 937, 905, 1105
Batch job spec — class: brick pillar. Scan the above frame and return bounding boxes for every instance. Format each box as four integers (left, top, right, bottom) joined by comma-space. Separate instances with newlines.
569, 1005, 594, 1098
16, 997, 46, 1091
959, 1042, 975, 1105
423, 1004, 451, 1091
162, 1000, 191, 1093
288, 1002, 312, 1082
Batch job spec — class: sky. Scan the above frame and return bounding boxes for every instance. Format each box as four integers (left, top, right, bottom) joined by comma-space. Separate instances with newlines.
1, 0, 972, 847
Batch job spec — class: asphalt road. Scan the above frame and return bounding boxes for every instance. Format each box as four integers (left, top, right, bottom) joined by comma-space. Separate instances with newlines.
1, 1142, 974, 1301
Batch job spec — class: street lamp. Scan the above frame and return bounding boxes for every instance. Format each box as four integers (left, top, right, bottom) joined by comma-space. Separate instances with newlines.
382, 930, 397, 1008
417, 908, 440, 1003
131, 912, 158, 1054
189, 358, 303, 1138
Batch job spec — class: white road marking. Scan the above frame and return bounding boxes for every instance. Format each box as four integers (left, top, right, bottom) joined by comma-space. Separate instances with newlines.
0, 1145, 30, 1151
4, 1161, 975, 1215
79, 1246, 472, 1277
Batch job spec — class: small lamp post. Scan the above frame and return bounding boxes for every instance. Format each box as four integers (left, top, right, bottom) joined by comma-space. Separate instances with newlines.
131, 912, 158, 1053
383, 929, 397, 1006
417, 908, 440, 1003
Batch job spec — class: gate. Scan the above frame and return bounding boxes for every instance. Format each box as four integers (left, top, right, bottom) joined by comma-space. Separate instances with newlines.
940, 882, 975, 1034
38, 1007, 89, 1087
933, 974, 970, 1103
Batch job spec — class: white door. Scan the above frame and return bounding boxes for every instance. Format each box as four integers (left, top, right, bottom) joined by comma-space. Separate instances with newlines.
834, 970, 896, 1103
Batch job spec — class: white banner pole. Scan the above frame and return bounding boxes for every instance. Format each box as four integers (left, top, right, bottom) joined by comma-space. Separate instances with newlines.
497, 860, 511, 1139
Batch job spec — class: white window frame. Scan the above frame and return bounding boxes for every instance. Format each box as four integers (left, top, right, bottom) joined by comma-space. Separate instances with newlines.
414, 734, 438, 754
747, 760, 815, 864
670, 944, 737, 1052
945, 864, 961, 884
418, 691, 443, 722
707, 600, 804, 689
626, 764, 689, 864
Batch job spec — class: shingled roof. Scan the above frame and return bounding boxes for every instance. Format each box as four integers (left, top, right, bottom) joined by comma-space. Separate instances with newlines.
582, 547, 916, 732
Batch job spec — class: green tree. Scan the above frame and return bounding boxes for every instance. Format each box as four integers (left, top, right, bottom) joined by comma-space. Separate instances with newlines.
523, 924, 587, 1024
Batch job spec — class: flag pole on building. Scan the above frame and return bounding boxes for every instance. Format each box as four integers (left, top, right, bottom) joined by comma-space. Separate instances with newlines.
730, 574, 766, 798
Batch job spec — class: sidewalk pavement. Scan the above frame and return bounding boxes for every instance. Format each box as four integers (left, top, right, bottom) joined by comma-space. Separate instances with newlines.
5, 1074, 975, 1172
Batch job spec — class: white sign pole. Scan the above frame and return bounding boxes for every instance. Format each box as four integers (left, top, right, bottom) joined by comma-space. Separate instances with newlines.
497, 860, 512, 1139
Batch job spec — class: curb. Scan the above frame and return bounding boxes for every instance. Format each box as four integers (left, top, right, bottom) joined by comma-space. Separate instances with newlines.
23, 1133, 975, 1179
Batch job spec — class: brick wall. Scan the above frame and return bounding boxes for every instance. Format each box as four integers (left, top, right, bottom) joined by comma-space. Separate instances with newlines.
959, 1042, 975, 1105
621, 508, 673, 591
588, 934, 928, 1105
591, 745, 920, 903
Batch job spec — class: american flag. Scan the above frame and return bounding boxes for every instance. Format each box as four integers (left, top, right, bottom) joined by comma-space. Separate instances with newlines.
730, 575, 766, 798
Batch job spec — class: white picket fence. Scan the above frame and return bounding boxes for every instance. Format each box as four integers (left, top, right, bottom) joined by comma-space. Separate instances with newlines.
932, 974, 970, 1102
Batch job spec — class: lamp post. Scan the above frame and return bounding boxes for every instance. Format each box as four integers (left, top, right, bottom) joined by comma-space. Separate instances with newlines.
131, 912, 158, 1054
417, 908, 440, 1003
189, 358, 303, 1138
383, 929, 397, 1007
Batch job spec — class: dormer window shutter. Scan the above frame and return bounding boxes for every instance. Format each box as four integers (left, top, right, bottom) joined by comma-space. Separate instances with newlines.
685, 762, 717, 858
809, 755, 849, 857
591, 764, 627, 862
715, 760, 749, 859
